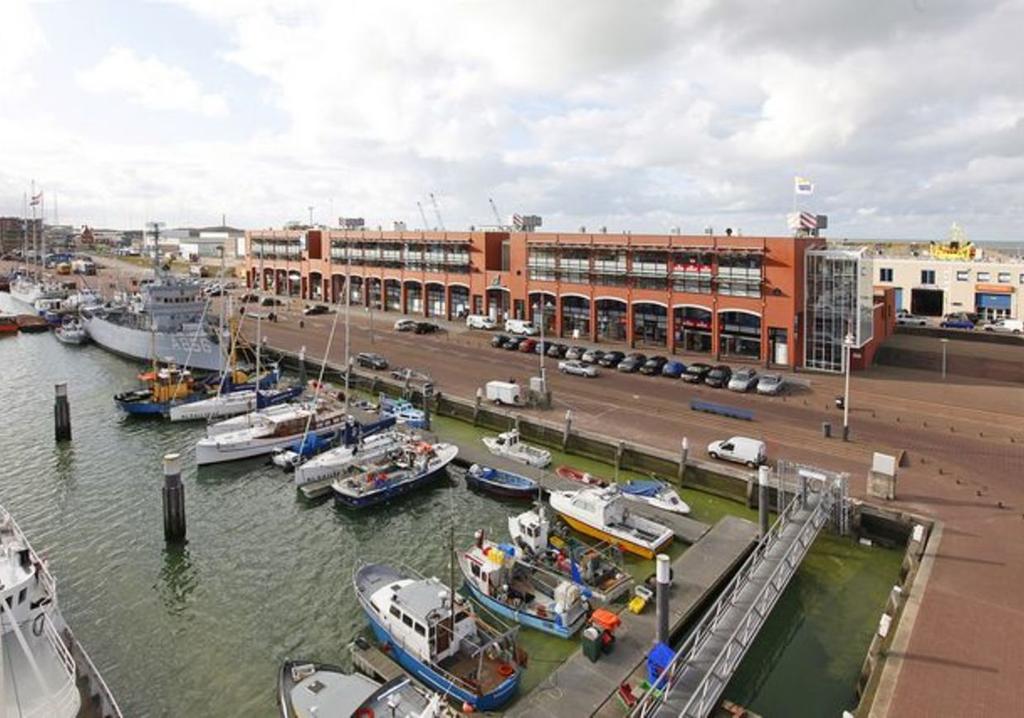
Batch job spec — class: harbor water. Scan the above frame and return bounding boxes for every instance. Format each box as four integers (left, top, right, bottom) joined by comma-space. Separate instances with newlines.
0, 298, 902, 716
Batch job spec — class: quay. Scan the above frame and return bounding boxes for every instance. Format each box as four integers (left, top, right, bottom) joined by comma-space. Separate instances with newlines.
508, 516, 758, 718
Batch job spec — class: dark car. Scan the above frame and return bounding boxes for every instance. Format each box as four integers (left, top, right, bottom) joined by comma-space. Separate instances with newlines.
504, 336, 526, 351
940, 315, 975, 330
519, 338, 537, 353
681, 362, 712, 383
414, 321, 440, 334
662, 360, 686, 378
355, 352, 388, 370
303, 304, 331, 316
639, 356, 669, 375
546, 343, 568, 358
617, 353, 647, 373
533, 339, 552, 355
491, 334, 510, 348
705, 365, 733, 388
240, 293, 260, 303
598, 351, 625, 368
581, 348, 606, 364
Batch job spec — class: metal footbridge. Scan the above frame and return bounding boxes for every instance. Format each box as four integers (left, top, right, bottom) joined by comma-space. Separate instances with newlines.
631, 462, 849, 718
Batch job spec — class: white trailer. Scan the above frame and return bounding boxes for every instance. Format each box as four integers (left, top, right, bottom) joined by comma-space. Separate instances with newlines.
485, 380, 522, 406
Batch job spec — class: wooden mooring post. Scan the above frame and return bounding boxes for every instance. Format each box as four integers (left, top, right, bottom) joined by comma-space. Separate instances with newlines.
162, 453, 187, 544
54, 383, 71, 442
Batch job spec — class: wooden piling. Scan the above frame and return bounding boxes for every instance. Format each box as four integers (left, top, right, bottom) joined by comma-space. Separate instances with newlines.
162, 453, 187, 544
54, 383, 71, 442
561, 409, 572, 451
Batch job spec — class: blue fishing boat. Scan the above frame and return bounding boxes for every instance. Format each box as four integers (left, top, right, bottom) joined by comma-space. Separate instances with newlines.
353, 562, 524, 711
114, 363, 210, 416
331, 441, 458, 509
465, 464, 539, 500
379, 394, 427, 429
458, 530, 589, 639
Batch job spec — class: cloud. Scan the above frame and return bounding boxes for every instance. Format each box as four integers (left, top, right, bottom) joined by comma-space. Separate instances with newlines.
77, 47, 228, 118
0, 0, 46, 96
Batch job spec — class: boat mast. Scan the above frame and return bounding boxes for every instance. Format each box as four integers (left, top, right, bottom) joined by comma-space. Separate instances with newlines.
218, 245, 227, 381
343, 237, 351, 414
30, 180, 38, 281
147, 221, 164, 373
449, 523, 456, 637
21, 191, 27, 274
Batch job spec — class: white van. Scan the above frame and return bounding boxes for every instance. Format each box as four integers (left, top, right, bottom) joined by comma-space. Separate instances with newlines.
707, 437, 767, 467
466, 314, 497, 330
504, 319, 539, 336
984, 318, 1023, 335
485, 380, 522, 406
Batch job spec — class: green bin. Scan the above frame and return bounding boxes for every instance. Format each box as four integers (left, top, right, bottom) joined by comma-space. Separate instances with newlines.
582, 627, 602, 663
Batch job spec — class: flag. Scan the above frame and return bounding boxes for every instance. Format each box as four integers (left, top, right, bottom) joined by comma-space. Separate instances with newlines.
794, 177, 814, 195
29, 191, 43, 206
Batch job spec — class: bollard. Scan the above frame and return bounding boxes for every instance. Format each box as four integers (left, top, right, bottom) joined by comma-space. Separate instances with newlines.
473, 388, 483, 425
514, 414, 521, 433
822, 422, 831, 439
615, 441, 625, 474
656, 554, 671, 645
297, 346, 307, 386
54, 383, 71, 442
758, 465, 770, 538
843, 425, 850, 442
677, 437, 689, 482
562, 409, 573, 451
162, 453, 187, 544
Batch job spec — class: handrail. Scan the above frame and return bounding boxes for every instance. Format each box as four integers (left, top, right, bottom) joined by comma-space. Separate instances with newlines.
65, 627, 126, 718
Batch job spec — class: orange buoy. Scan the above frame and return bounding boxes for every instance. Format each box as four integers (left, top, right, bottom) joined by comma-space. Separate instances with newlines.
497, 662, 515, 677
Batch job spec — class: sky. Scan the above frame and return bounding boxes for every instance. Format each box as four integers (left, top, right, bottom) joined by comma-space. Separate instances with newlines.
1, 0, 1022, 240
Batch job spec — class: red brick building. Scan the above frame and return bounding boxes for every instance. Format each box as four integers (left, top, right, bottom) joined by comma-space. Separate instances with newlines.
245, 229, 817, 368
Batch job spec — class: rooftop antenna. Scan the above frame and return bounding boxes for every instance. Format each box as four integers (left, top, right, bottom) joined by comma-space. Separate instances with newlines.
307, 206, 314, 227
416, 201, 430, 230
147, 221, 165, 277
429, 193, 445, 231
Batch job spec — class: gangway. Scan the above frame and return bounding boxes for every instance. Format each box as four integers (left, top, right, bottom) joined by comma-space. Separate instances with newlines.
631, 463, 848, 718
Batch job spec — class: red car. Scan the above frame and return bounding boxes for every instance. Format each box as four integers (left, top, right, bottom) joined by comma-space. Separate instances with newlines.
519, 338, 537, 353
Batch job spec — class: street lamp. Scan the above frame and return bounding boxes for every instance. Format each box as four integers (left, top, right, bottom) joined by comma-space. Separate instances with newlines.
535, 299, 553, 392
940, 338, 949, 379
842, 330, 855, 441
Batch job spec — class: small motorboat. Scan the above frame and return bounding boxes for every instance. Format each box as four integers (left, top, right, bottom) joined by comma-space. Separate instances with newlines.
465, 464, 539, 500
555, 465, 609, 487
548, 486, 674, 560
482, 430, 551, 468
54, 320, 89, 345
114, 362, 210, 416
331, 440, 458, 509
621, 479, 691, 515
277, 660, 448, 718
379, 394, 428, 429
271, 430, 337, 471
0, 314, 18, 334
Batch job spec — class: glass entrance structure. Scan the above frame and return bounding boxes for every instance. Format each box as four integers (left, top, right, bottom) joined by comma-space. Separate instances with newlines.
804, 248, 874, 372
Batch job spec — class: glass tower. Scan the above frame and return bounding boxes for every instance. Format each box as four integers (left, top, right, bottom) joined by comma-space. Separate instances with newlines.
804, 248, 874, 372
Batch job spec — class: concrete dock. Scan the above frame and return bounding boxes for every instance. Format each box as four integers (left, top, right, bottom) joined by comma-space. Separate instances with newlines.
507, 515, 758, 718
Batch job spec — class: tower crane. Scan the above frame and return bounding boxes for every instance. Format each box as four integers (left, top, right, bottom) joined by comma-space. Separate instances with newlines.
429, 193, 445, 231
488, 197, 505, 228
416, 201, 430, 230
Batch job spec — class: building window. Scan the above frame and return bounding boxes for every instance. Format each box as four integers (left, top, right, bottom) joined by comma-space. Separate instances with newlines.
956, 270, 969, 282
527, 248, 557, 282
977, 271, 990, 282
1020, 273, 1024, 285
879, 268, 893, 282
592, 249, 628, 287
718, 253, 763, 297
557, 249, 590, 284
671, 252, 713, 294
920, 269, 936, 285
998, 272, 1011, 283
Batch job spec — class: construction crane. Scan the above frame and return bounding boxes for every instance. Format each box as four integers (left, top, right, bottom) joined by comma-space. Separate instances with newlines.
429, 192, 445, 231
416, 201, 430, 230
488, 197, 505, 228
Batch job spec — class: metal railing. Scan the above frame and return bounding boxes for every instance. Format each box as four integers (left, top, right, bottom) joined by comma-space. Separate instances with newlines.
630, 472, 841, 718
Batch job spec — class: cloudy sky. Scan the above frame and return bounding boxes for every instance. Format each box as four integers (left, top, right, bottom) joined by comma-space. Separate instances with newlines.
1, 0, 1022, 240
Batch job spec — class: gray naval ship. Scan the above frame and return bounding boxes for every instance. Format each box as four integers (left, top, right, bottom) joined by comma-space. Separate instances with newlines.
82, 271, 228, 372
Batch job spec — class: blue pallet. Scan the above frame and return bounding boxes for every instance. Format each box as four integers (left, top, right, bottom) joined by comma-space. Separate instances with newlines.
689, 399, 753, 421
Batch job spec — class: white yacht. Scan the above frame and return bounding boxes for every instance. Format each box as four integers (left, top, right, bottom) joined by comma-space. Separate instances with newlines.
0, 505, 122, 717
293, 430, 406, 489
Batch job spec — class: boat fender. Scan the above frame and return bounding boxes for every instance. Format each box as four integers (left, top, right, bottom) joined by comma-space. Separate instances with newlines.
355, 708, 374, 718
31, 612, 45, 637
497, 663, 516, 678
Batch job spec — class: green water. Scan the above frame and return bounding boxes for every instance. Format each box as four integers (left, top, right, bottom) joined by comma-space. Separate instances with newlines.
0, 297, 901, 716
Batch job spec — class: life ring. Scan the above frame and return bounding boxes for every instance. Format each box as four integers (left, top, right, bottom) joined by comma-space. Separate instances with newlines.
32, 612, 45, 637
355, 708, 374, 718
497, 663, 515, 678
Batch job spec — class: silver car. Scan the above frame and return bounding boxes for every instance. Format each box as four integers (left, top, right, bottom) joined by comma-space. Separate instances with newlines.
558, 359, 599, 378
756, 373, 785, 395
728, 367, 759, 392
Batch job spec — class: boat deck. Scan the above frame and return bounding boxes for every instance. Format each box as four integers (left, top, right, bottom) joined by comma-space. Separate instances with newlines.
506, 516, 758, 718
2, 629, 78, 718
438, 648, 510, 695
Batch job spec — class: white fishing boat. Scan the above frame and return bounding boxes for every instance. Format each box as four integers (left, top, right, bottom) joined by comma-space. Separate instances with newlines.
620, 479, 691, 515
205, 401, 299, 437
481, 430, 551, 468
331, 440, 459, 509
0, 504, 123, 717
293, 429, 406, 489
194, 400, 349, 465
548, 486, 674, 560
54, 320, 89, 345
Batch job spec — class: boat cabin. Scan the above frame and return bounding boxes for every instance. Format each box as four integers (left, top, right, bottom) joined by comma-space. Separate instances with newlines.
508, 509, 549, 554
368, 578, 476, 665
566, 487, 629, 527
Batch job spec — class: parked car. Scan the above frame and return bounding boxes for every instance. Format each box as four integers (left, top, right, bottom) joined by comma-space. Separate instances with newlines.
581, 348, 606, 364
505, 319, 539, 336
260, 296, 285, 307
558, 360, 599, 378
728, 367, 759, 392
355, 352, 388, 370
466, 314, 497, 330
983, 318, 1023, 334
681, 362, 712, 383
504, 336, 526, 351
491, 333, 510, 348
564, 346, 587, 360
414, 321, 440, 334
519, 338, 538, 353
546, 343, 569, 358
756, 374, 785, 395
940, 316, 975, 330
617, 353, 647, 373
303, 304, 331, 316
661, 360, 686, 378
895, 313, 928, 327
240, 293, 260, 303
394, 318, 418, 332
707, 437, 767, 467
704, 365, 732, 388
598, 351, 625, 368
639, 356, 668, 375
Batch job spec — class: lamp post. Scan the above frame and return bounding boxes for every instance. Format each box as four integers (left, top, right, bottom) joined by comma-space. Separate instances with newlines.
940, 338, 949, 379
535, 300, 548, 392
843, 330, 854, 441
